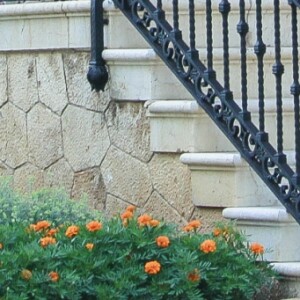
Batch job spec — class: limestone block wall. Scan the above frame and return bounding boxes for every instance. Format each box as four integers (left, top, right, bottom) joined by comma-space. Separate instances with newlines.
0, 1, 224, 228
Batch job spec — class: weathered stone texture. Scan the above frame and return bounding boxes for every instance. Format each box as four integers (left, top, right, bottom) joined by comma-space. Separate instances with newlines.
101, 146, 152, 206
63, 52, 110, 112
72, 167, 106, 210
143, 191, 186, 225
8, 54, 38, 112
14, 163, 44, 193
106, 101, 152, 162
62, 105, 110, 172
0, 103, 28, 168
36, 53, 68, 115
44, 158, 74, 194
105, 194, 130, 219
190, 207, 224, 233
27, 103, 63, 169
149, 154, 193, 220
0, 56, 8, 107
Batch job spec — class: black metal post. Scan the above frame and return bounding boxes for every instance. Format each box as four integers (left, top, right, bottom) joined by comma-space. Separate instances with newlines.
87, 0, 108, 92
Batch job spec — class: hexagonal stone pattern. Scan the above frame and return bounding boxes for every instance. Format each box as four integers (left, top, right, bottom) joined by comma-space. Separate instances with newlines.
62, 105, 110, 172
7, 54, 38, 112
0, 103, 28, 168
149, 154, 193, 220
0, 55, 8, 107
72, 167, 106, 210
106, 101, 152, 162
36, 53, 68, 115
63, 52, 110, 112
14, 163, 44, 193
101, 146, 152, 205
28, 103, 63, 169
143, 191, 186, 225
44, 158, 74, 195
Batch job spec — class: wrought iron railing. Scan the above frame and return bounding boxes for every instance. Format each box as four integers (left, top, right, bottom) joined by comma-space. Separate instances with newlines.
90, 0, 300, 224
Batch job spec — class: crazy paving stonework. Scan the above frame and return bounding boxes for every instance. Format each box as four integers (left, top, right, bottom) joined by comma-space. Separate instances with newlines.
0, 50, 222, 226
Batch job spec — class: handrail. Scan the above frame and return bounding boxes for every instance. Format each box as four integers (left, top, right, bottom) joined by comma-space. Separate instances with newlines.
107, 0, 300, 224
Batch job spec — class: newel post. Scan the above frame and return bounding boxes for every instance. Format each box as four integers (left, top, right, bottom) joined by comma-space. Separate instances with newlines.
87, 0, 108, 92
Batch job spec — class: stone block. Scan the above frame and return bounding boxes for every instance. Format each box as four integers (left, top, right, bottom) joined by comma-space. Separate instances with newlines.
149, 153, 193, 219
101, 146, 152, 205
106, 101, 152, 162
180, 153, 278, 207
0, 103, 28, 168
62, 105, 110, 172
36, 53, 68, 115
28, 103, 63, 169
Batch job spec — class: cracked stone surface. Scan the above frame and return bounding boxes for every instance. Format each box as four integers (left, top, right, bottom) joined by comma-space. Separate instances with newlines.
101, 146, 152, 206
0, 161, 13, 177
14, 163, 44, 193
62, 105, 110, 172
149, 154, 193, 220
143, 191, 186, 225
72, 167, 106, 210
7, 54, 38, 112
36, 53, 68, 115
44, 158, 74, 194
106, 101, 152, 162
63, 52, 110, 112
0, 56, 7, 107
0, 103, 28, 168
28, 103, 63, 169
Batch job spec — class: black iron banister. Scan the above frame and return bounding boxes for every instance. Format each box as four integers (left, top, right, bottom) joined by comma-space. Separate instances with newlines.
105, 0, 300, 224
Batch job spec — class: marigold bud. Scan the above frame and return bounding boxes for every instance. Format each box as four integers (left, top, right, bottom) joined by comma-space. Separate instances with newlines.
145, 260, 161, 275
21, 269, 32, 281
200, 239, 217, 254
49, 271, 59, 282
156, 236, 170, 248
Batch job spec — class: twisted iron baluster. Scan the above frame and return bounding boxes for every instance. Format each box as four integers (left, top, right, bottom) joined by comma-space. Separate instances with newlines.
157, 0, 162, 10
273, 0, 285, 161
289, 2, 300, 183
254, 0, 266, 133
172, 0, 179, 33
189, 0, 196, 51
237, 0, 249, 120
206, 0, 213, 72
219, 0, 231, 92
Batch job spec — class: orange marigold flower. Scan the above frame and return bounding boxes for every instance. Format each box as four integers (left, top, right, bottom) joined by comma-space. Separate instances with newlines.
184, 220, 201, 232
126, 205, 136, 213
156, 236, 170, 248
213, 228, 222, 237
121, 210, 133, 220
144, 260, 161, 275
86, 221, 102, 232
200, 239, 217, 254
250, 242, 264, 255
65, 225, 80, 238
138, 214, 152, 226
0, 243, 3, 250
33, 220, 51, 232
85, 243, 94, 251
46, 228, 59, 236
188, 269, 201, 282
149, 219, 160, 227
21, 269, 32, 281
49, 271, 59, 282
40, 236, 56, 248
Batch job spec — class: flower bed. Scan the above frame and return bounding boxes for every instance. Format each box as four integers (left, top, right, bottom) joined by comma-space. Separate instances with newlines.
0, 205, 276, 300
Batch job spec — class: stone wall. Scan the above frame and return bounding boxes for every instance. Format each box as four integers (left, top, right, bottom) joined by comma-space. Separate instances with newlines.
0, 1, 224, 228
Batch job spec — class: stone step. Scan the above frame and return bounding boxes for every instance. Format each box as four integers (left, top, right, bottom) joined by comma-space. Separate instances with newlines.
223, 207, 300, 262
180, 152, 281, 208
272, 263, 300, 298
147, 99, 295, 153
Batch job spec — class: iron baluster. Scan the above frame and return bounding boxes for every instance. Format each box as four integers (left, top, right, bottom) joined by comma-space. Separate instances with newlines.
87, 0, 108, 92
254, 0, 266, 133
237, 0, 249, 120
189, 0, 196, 52
273, 0, 285, 160
289, 1, 300, 184
219, 0, 231, 93
172, 0, 179, 32
157, 0, 162, 10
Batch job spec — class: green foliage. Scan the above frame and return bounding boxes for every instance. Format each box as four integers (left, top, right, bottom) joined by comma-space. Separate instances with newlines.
0, 178, 102, 226
0, 206, 276, 300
